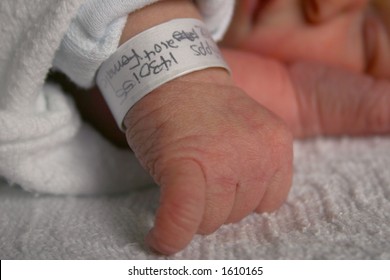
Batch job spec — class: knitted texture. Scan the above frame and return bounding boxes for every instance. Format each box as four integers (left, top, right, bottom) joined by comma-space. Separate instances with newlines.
1, 137, 389, 259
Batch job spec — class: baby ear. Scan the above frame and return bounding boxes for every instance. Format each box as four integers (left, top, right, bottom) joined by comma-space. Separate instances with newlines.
303, 0, 369, 24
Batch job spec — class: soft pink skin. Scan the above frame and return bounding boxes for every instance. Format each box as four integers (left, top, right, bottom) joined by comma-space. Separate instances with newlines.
223, 0, 390, 79
221, 0, 390, 138
223, 49, 390, 138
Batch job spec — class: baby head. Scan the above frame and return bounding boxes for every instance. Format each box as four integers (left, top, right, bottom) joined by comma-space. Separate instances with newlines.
223, 0, 390, 79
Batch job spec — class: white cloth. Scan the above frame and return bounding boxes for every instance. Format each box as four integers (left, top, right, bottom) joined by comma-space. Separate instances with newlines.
0, 0, 234, 194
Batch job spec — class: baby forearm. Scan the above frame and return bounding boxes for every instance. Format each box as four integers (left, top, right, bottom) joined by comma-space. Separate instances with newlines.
120, 0, 201, 44
120, 0, 232, 130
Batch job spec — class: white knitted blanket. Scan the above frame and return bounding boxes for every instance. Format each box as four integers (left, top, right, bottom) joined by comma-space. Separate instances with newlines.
1, 136, 390, 259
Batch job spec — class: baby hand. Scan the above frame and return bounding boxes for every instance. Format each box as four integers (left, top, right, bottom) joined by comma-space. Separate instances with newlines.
124, 70, 293, 254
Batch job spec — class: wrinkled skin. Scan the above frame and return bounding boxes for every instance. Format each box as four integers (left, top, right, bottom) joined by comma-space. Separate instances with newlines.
124, 75, 293, 254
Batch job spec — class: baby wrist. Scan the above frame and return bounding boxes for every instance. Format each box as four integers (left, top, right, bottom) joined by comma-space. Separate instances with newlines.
97, 1, 231, 130
119, 0, 231, 85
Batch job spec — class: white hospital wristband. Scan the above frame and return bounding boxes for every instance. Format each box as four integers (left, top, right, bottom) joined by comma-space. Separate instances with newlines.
96, 18, 230, 130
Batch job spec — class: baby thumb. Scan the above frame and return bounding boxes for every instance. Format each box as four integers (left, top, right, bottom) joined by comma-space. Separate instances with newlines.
146, 159, 206, 254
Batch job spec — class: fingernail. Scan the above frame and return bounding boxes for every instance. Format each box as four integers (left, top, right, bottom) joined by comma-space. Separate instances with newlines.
145, 230, 162, 255
145, 229, 156, 248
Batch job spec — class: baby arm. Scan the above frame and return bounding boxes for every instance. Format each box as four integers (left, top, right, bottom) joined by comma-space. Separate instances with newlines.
119, 0, 293, 254
223, 48, 390, 138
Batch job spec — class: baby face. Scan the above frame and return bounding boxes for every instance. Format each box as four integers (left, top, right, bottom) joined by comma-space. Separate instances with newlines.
223, 0, 390, 79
